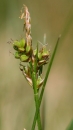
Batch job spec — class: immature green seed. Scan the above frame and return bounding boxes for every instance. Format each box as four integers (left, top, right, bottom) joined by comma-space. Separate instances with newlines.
18, 47, 25, 52
13, 41, 20, 49
38, 52, 42, 60
20, 54, 29, 62
14, 51, 20, 59
33, 49, 42, 60
42, 51, 49, 58
19, 39, 26, 48
13, 41, 19, 51
26, 45, 31, 53
42, 47, 49, 58
13, 39, 25, 50
37, 76, 44, 88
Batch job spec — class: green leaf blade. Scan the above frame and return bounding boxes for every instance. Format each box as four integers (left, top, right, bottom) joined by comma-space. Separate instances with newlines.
66, 119, 73, 130
31, 35, 61, 130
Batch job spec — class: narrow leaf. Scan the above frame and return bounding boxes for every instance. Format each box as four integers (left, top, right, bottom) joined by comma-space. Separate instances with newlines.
66, 119, 73, 130
31, 35, 61, 130
40, 34, 61, 102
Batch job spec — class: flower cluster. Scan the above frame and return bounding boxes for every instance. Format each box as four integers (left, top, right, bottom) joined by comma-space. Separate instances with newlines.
12, 5, 50, 89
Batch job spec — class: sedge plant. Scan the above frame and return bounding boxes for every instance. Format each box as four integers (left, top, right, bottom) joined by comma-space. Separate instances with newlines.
10, 5, 61, 130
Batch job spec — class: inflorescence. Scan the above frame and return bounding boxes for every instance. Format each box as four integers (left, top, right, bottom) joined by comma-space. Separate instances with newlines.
12, 5, 50, 89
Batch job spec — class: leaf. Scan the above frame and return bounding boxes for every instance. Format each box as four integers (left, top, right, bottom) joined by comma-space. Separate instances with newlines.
41, 35, 61, 95
31, 35, 61, 130
66, 119, 73, 130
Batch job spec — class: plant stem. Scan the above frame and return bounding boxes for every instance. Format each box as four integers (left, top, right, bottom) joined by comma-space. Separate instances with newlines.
31, 43, 42, 130
31, 71, 42, 130
31, 35, 61, 130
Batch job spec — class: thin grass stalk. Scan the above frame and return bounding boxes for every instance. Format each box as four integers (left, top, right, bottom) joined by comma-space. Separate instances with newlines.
31, 71, 42, 130
30, 46, 42, 130
31, 35, 61, 130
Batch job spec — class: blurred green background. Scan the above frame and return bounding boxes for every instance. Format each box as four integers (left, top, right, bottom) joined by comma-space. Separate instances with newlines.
0, 0, 73, 130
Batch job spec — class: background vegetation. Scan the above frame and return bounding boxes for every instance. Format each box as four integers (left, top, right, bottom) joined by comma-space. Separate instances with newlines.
0, 0, 73, 130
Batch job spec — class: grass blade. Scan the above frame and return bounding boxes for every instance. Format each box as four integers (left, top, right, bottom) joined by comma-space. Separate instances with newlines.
66, 119, 73, 130
31, 34, 61, 130
40, 34, 61, 102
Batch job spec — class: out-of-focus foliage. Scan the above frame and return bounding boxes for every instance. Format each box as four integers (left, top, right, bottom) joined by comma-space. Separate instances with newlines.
0, 0, 73, 130
66, 119, 73, 130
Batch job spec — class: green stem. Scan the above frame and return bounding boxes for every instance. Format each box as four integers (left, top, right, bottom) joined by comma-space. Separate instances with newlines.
31, 71, 42, 130
30, 49, 42, 130
31, 35, 61, 130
